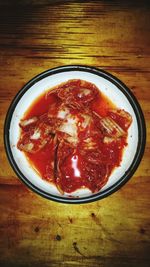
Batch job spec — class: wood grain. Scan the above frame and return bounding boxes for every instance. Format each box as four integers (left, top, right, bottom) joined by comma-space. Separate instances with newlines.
0, 1, 150, 266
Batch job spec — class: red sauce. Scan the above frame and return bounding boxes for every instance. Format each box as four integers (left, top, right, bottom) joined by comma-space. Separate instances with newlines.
18, 79, 132, 194
25, 92, 60, 118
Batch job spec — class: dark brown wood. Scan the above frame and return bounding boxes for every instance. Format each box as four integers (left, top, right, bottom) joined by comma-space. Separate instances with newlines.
0, 1, 150, 266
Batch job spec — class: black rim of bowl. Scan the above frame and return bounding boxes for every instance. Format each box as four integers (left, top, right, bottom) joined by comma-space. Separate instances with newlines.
4, 65, 146, 204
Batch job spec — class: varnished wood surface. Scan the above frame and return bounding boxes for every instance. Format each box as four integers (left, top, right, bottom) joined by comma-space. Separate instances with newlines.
0, 1, 150, 266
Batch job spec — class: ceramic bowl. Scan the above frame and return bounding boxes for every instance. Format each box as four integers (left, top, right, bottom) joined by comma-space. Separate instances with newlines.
4, 65, 146, 203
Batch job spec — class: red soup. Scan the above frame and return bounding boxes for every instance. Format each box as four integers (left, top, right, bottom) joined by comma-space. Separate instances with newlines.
17, 79, 132, 194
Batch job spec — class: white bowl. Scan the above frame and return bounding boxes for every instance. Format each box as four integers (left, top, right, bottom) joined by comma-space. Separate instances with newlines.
4, 65, 146, 203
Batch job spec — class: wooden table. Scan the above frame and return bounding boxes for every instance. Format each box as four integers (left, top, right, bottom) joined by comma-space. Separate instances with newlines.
0, 1, 149, 266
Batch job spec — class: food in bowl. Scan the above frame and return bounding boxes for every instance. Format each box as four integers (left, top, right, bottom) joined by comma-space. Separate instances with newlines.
4, 65, 145, 203
17, 79, 132, 195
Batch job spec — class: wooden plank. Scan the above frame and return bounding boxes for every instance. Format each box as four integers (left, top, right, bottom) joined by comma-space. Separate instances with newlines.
0, 185, 149, 267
